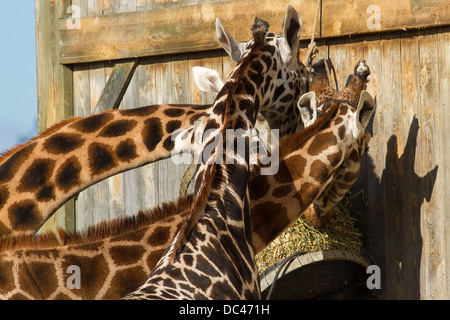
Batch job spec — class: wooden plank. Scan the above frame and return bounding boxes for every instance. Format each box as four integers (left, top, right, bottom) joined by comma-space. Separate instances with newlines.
36, 0, 75, 234
379, 32, 403, 299
87, 0, 104, 17
438, 26, 450, 299
322, 0, 450, 37
135, 57, 160, 213
381, 32, 405, 300
72, 0, 88, 18
88, 62, 111, 227
154, 55, 175, 205
58, 0, 450, 64
327, 37, 348, 92
418, 29, 443, 299
113, 0, 137, 14
117, 59, 140, 220
356, 32, 384, 294
93, 59, 139, 113
399, 30, 422, 300
72, 63, 93, 233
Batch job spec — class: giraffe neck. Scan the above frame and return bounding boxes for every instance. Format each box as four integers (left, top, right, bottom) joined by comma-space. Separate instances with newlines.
122, 25, 272, 300
0, 104, 214, 237
250, 101, 366, 247
303, 132, 370, 227
0, 196, 191, 300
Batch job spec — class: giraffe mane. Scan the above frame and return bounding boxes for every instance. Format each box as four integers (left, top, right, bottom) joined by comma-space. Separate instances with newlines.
0, 117, 83, 166
0, 107, 123, 165
0, 195, 194, 252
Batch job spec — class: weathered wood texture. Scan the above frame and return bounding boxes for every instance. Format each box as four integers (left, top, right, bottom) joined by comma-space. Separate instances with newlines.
332, 27, 448, 300
92, 59, 139, 113
35, 0, 449, 299
58, 0, 450, 64
36, 0, 74, 233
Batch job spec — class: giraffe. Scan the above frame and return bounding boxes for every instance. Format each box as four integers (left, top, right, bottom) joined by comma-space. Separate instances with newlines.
0, 59, 374, 300
121, 16, 337, 300
251, 59, 374, 232
0, 6, 307, 238
0, 201, 189, 300
215, 15, 309, 137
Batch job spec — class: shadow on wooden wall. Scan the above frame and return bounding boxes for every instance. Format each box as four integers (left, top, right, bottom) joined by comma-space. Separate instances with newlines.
353, 116, 438, 299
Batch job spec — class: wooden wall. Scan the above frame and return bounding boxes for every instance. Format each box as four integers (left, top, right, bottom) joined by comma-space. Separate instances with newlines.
35, 0, 449, 299
306, 27, 449, 300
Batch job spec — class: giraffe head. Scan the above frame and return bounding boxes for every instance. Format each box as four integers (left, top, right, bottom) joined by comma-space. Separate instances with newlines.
216, 5, 309, 135
189, 13, 310, 231
299, 59, 375, 227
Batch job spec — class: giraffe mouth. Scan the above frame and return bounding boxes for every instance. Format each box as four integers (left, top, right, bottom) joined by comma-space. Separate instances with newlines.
355, 60, 371, 81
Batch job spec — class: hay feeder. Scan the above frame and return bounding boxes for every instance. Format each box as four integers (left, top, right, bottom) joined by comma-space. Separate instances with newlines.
256, 195, 377, 300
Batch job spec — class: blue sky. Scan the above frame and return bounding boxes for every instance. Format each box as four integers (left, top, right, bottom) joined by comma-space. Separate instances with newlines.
0, 2, 38, 154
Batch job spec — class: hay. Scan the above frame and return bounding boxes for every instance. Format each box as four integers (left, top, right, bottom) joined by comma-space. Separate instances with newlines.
255, 193, 365, 275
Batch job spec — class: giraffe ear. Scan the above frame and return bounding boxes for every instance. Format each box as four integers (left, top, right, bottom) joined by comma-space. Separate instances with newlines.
297, 91, 317, 128
192, 66, 224, 94
357, 90, 376, 129
216, 18, 245, 63
280, 5, 302, 66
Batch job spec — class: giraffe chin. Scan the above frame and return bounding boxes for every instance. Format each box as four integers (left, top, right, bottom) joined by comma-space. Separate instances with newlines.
303, 203, 334, 228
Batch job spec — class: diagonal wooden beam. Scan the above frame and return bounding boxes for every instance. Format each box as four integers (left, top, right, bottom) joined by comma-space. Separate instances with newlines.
93, 59, 139, 114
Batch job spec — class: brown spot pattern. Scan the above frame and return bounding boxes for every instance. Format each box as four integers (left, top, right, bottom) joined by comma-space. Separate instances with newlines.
308, 131, 338, 156
18, 158, 55, 192
43, 133, 85, 155
0, 142, 36, 183
109, 245, 146, 266
116, 139, 138, 162
56, 156, 82, 192
88, 143, 117, 176
9, 200, 40, 231
142, 118, 163, 152
98, 119, 137, 138
70, 113, 114, 133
